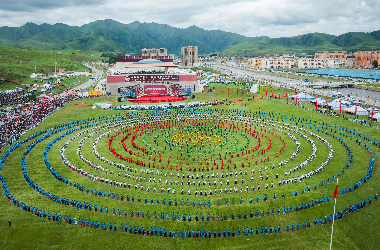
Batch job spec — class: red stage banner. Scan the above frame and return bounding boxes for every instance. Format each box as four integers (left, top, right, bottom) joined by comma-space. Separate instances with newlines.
126, 75, 179, 82
144, 85, 167, 95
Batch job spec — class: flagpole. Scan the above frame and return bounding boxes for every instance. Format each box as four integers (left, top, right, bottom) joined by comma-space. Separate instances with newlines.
330, 178, 338, 250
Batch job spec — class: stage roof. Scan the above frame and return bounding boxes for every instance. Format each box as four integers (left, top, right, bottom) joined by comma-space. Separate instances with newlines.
123, 59, 177, 68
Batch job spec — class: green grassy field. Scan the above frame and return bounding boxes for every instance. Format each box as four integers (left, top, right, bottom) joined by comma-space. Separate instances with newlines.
0, 87, 379, 250
60, 76, 90, 89
0, 80, 20, 90
192, 67, 222, 75
0, 45, 102, 84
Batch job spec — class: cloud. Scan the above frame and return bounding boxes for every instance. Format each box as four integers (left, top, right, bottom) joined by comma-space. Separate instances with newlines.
1, 0, 105, 12
0, 0, 379, 38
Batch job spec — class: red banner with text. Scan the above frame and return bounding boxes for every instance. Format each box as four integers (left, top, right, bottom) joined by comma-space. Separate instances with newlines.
126, 75, 179, 82
144, 85, 168, 95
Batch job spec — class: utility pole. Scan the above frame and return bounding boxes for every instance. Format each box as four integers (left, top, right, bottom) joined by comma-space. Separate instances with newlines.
55, 61, 57, 75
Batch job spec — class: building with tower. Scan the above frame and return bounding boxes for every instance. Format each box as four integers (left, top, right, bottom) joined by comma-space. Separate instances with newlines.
141, 48, 167, 57
181, 46, 198, 67
106, 55, 199, 96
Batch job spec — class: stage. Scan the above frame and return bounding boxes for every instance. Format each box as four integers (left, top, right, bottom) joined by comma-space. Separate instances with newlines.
128, 95, 187, 103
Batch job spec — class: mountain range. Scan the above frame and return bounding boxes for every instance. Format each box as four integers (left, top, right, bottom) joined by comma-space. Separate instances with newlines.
0, 19, 265, 55
0, 19, 380, 56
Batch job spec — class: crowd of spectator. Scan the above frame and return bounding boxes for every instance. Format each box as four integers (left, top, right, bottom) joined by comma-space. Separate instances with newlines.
0, 92, 30, 107
0, 92, 78, 150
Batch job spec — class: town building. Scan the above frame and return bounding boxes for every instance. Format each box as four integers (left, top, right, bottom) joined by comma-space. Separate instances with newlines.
181, 46, 198, 67
106, 56, 199, 95
314, 51, 347, 60
141, 48, 167, 57
247, 56, 296, 69
355, 51, 380, 67
297, 58, 330, 69
247, 53, 354, 69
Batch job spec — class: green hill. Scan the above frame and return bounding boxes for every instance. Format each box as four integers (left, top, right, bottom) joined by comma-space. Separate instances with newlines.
331, 32, 380, 49
222, 32, 380, 56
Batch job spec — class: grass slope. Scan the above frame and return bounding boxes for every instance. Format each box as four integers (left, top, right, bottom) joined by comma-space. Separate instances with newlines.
0, 45, 102, 83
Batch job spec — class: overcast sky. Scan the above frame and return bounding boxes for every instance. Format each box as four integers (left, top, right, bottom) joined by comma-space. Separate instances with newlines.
0, 0, 379, 38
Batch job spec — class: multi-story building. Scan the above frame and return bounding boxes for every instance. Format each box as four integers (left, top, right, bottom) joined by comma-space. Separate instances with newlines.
247, 56, 295, 69
231, 56, 249, 63
141, 48, 167, 57
314, 51, 329, 60
297, 58, 329, 68
247, 57, 269, 69
181, 46, 198, 67
333, 59, 355, 68
314, 51, 347, 60
247, 54, 354, 69
355, 51, 380, 67
329, 51, 347, 60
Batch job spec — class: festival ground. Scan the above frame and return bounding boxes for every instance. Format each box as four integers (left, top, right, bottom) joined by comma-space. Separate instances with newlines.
0, 88, 379, 250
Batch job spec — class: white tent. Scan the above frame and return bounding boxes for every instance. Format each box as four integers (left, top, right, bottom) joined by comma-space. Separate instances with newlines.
289, 92, 316, 101
310, 97, 328, 106
249, 85, 258, 94
367, 107, 379, 113
373, 113, 380, 122
344, 105, 368, 115
330, 99, 351, 106
92, 103, 111, 109
329, 104, 341, 110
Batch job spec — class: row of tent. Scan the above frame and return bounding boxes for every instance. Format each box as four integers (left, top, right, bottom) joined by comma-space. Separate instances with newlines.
290, 93, 354, 106
289, 92, 380, 118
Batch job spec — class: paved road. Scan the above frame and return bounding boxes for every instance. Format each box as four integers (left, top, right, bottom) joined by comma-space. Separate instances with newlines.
56, 65, 104, 98
93, 79, 106, 92
211, 63, 303, 87
74, 64, 103, 91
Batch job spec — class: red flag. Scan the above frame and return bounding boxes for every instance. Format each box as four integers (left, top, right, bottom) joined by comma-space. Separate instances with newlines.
333, 184, 338, 198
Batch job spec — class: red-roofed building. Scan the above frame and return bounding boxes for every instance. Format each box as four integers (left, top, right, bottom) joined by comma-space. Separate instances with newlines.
107, 56, 199, 95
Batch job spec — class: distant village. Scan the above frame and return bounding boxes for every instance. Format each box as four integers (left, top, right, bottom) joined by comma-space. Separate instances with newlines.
199, 51, 379, 69
87, 48, 380, 71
